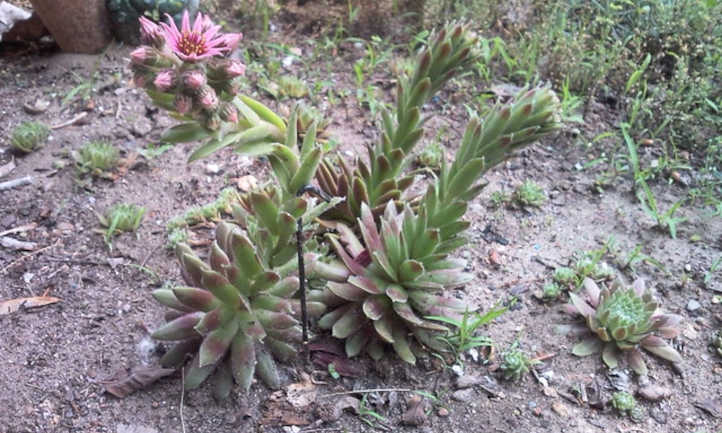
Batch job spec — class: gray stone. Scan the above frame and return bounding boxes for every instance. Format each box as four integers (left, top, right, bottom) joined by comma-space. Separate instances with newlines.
451, 388, 476, 402
686, 299, 701, 312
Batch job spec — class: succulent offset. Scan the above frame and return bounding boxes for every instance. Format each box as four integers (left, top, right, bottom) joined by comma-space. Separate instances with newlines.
151, 221, 323, 399
11, 121, 50, 154
558, 278, 682, 375
500, 344, 538, 381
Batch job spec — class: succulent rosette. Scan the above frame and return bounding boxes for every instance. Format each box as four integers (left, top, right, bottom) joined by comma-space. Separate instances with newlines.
151, 221, 323, 398
559, 278, 683, 375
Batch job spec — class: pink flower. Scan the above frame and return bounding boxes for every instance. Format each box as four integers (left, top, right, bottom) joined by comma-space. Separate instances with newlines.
159, 10, 242, 62
225, 60, 246, 78
182, 70, 206, 90
153, 70, 175, 91
174, 94, 193, 114
139, 16, 165, 48
130, 47, 150, 64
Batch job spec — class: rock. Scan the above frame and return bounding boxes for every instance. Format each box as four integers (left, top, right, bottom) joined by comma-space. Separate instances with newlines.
0, 2, 31, 41
637, 384, 671, 402
451, 388, 476, 402
650, 406, 667, 424
551, 401, 569, 418
686, 299, 701, 312
450, 364, 464, 377
116, 424, 159, 433
131, 118, 153, 137
437, 407, 449, 417
455, 374, 483, 389
205, 163, 223, 175
29, 0, 113, 53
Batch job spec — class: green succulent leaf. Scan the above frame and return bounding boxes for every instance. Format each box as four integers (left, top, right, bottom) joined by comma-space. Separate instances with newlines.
572, 337, 603, 357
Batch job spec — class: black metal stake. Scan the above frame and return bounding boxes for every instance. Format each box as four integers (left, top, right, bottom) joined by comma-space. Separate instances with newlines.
296, 216, 309, 363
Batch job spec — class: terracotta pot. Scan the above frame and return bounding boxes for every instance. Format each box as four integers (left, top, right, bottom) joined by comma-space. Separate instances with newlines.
29, 0, 112, 53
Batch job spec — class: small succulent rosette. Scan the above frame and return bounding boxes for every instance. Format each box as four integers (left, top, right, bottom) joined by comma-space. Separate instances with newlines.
558, 277, 682, 375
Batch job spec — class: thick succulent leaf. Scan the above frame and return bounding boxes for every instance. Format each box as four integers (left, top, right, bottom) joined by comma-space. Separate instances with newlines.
601, 342, 620, 369
195, 306, 234, 335
430, 201, 466, 228
209, 241, 231, 274
212, 362, 234, 400
238, 311, 267, 340
346, 330, 370, 358
332, 307, 365, 339
318, 304, 353, 330
419, 268, 473, 288
230, 331, 255, 391
366, 337, 385, 360
249, 271, 282, 296
253, 294, 293, 314
632, 278, 646, 297
200, 269, 242, 307
399, 260, 425, 282
183, 353, 217, 390
571, 337, 604, 357
179, 251, 207, 287
411, 228, 440, 259
612, 327, 629, 342
640, 335, 682, 363
160, 338, 201, 368
230, 230, 263, 279
358, 203, 383, 252
391, 326, 416, 364
289, 147, 323, 195
373, 315, 395, 343
363, 295, 390, 320
269, 276, 300, 297
152, 288, 193, 312
372, 251, 398, 282
173, 287, 220, 312
393, 302, 448, 331
290, 300, 327, 318
627, 348, 648, 376
582, 278, 601, 307
348, 275, 382, 295
327, 281, 367, 302
266, 337, 297, 362
386, 285, 408, 303
412, 328, 448, 352
327, 235, 366, 276
267, 326, 303, 343
568, 292, 595, 318
306, 257, 350, 282
255, 345, 281, 389
256, 310, 298, 330
439, 221, 470, 240
447, 158, 485, 201
215, 221, 233, 252
164, 309, 184, 322
336, 223, 365, 257
199, 319, 240, 367
651, 314, 682, 338
152, 312, 204, 340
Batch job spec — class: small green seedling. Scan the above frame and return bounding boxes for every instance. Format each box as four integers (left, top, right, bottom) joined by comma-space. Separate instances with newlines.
428, 304, 507, 362
553, 267, 576, 286
416, 138, 444, 171
611, 391, 644, 421
500, 342, 540, 381
97, 203, 146, 247
358, 394, 387, 428
513, 180, 546, 208
74, 141, 120, 175
11, 121, 50, 153
278, 75, 309, 98
542, 282, 562, 300
166, 227, 188, 250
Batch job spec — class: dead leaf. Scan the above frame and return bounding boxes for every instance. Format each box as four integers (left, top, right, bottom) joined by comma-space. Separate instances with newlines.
401, 394, 429, 426
286, 373, 317, 408
310, 338, 365, 377
0, 159, 16, 178
694, 399, 721, 418
261, 391, 314, 426
101, 365, 175, 398
317, 395, 360, 422
0, 296, 61, 315
236, 175, 258, 192
489, 249, 502, 266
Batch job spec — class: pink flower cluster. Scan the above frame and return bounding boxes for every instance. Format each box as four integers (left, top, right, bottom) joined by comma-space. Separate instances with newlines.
129, 11, 246, 131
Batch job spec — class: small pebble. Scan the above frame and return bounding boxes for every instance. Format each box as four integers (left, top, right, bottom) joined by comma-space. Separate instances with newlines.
551, 401, 569, 418
450, 364, 464, 377
205, 163, 222, 175
451, 388, 475, 402
437, 408, 449, 417
686, 299, 701, 312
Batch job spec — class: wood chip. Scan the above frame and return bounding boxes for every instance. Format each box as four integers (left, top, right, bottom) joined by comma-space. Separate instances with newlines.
0, 296, 61, 314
